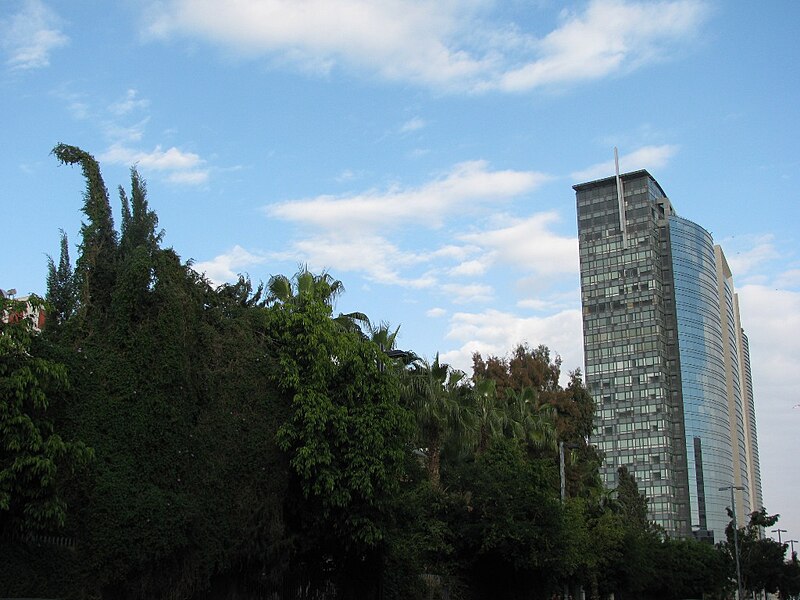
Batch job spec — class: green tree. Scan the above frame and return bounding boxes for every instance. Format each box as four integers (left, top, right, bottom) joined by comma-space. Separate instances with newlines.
45, 229, 77, 331
407, 355, 474, 490
267, 266, 370, 334
268, 286, 415, 596
503, 386, 558, 453
0, 295, 92, 537
52, 144, 118, 326
119, 167, 162, 258
722, 508, 787, 597
473, 377, 503, 455
779, 552, 800, 600
455, 439, 565, 599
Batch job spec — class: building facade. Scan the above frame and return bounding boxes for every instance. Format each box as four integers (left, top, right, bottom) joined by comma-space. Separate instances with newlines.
574, 170, 762, 541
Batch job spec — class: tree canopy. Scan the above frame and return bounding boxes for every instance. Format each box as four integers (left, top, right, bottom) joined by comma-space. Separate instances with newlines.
2, 146, 789, 600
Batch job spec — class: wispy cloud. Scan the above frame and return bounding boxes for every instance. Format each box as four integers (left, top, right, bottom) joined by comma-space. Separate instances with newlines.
571, 144, 680, 181
493, 0, 708, 92
109, 89, 150, 116
1, 0, 68, 70
267, 160, 550, 233
721, 234, 782, 280
441, 282, 494, 304
400, 117, 426, 133
143, 0, 708, 93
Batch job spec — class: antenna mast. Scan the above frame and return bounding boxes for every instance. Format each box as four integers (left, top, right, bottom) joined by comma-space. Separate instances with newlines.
614, 147, 628, 248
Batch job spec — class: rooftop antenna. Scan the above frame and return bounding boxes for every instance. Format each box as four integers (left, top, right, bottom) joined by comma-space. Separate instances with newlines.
614, 147, 628, 248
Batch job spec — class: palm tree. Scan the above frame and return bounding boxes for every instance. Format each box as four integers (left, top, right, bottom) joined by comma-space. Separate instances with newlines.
266, 266, 344, 307
407, 355, 474, 489
473, 378, 504, 455
503, 386, 558, 453
267, 266, 369, 333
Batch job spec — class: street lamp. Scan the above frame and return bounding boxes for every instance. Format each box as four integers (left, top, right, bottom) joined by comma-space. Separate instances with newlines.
788, 540, 798, 556
720, 485, 746, 600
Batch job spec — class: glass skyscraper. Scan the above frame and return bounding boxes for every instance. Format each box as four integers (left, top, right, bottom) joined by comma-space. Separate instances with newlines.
575, 170, 762, 540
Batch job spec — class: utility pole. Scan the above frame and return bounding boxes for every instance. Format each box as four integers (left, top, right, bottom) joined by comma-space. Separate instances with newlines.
772, 528, 787, 544
720, 485, 746, 600
788, 540, 798, 556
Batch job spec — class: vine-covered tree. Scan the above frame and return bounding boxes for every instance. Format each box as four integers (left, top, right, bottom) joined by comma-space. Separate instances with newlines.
52, 144, 118, 327
119, 166, 162, 258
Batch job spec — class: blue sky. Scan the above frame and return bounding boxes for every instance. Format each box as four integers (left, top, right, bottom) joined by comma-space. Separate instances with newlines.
2, 0, 799, 542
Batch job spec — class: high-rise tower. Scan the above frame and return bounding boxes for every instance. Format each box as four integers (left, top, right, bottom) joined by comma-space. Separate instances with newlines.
574, 170, 762, 541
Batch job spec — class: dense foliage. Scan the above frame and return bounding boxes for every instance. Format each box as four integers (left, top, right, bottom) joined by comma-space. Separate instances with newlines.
2, 147, 795, 599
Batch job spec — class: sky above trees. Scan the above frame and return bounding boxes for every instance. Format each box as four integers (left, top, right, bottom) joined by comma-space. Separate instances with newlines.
1, 0, 798, 542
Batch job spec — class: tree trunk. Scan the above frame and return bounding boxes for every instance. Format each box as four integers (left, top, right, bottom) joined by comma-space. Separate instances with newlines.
428, 444, 441, 490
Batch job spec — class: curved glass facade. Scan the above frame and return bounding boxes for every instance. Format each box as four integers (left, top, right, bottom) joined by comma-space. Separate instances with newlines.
669, 216, 734, 539
576, 171, 762, 540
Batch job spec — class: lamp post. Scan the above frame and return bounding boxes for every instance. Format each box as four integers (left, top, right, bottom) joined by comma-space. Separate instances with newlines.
720, 485, 745, 600
772, 528, 787, 544
788, 540, 798, 556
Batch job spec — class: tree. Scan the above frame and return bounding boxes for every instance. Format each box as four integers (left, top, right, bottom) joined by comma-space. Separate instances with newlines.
267, 266, 370, 334
503, 386, 558, 453
52, 144, 118, 325
0, 295, 92, 537
779, 552, 800, 600
472, 377, 503, 455
455, 439, 566, 599
268, 286, 415, 596
406, 355, 474, 490
45, 229, 77, 330
722, 508, 788, 597
119, 167, 162, 258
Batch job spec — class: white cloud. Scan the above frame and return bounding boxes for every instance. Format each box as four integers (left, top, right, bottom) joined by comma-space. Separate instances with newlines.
449, 258, 490, 277
145, 0, 491, 89
721, 234, 781, 280
571, 144, 680, 181
274, 234, 438, 289
426, 307, 447, 318
2, 0, 68, 70
99, 143, 209, 185
440, 282, 494, 304
167, 170, 209, 185
103, 118, 150, 144
400, 117, 426, 133
142, 0, 707, 93
775, 268, 800, 288
439, 307, 583, 379
518, 286, 582, 315
459, 212, 579, 276
335, 168, 361, 183
267, 160, 550, 233
194, 245, 268, 285
495, 0, 707, 92
101, 143, 203, 170
109, 89, 150, 116
735, 284, 800, 522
